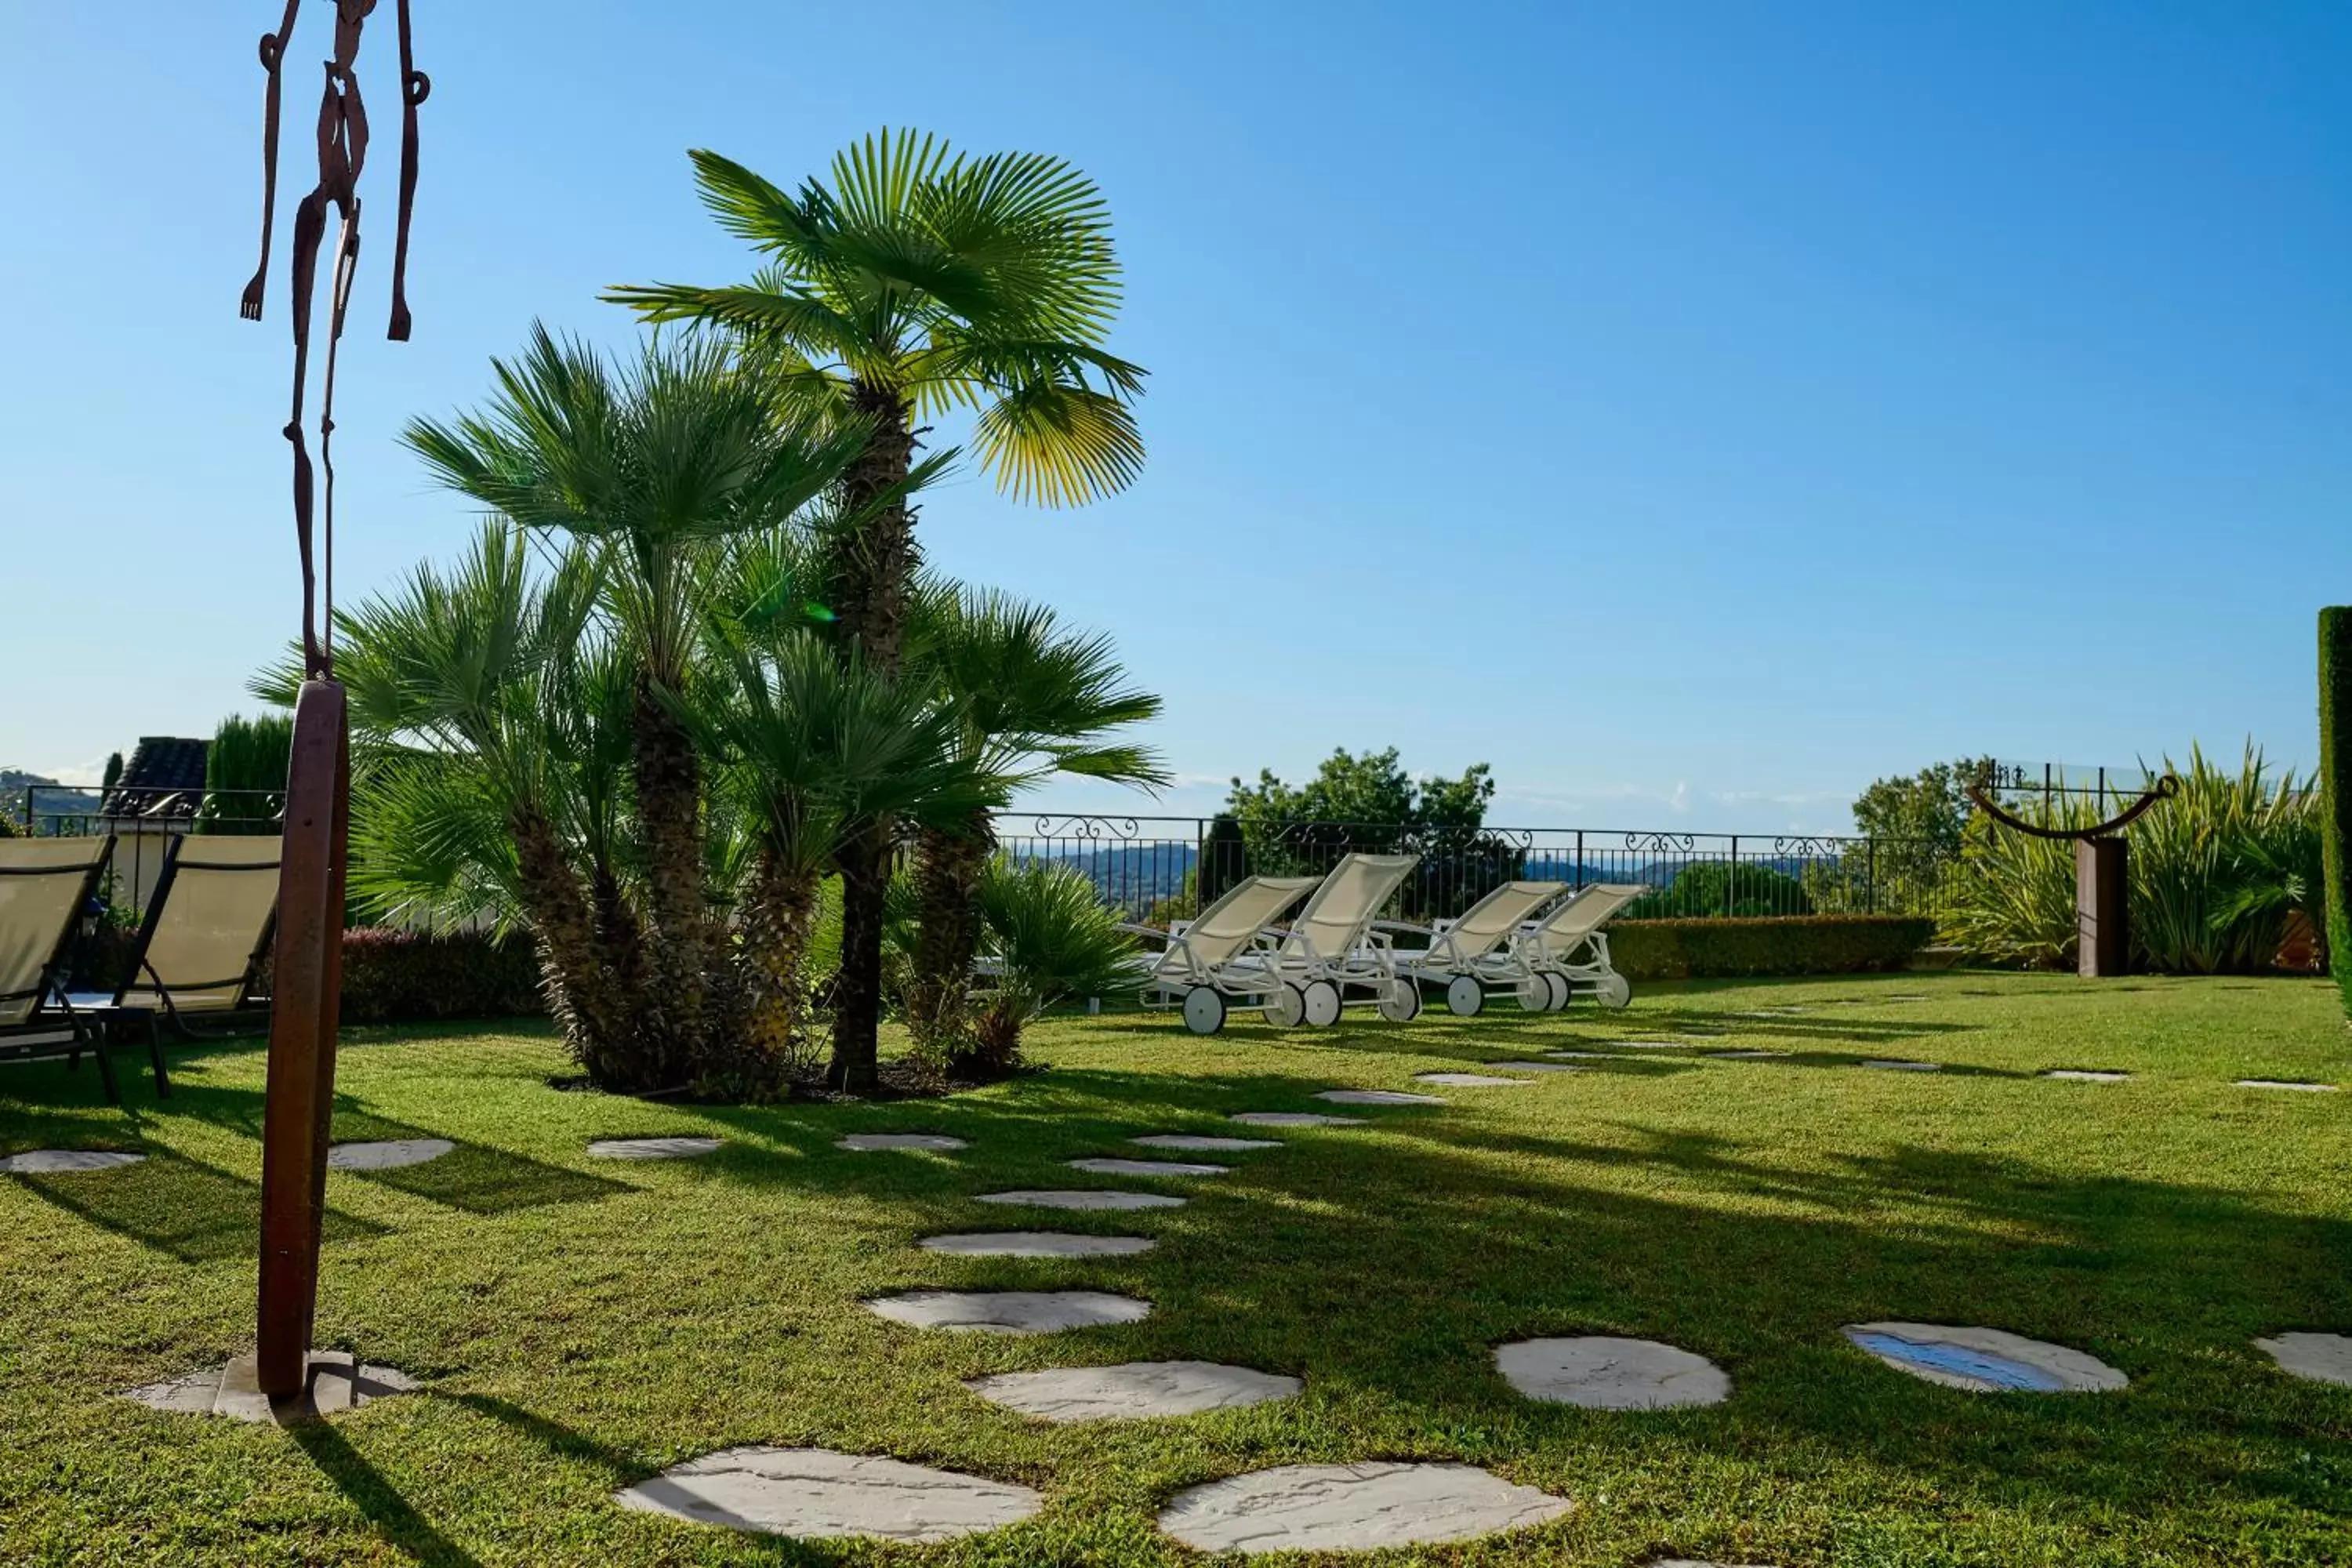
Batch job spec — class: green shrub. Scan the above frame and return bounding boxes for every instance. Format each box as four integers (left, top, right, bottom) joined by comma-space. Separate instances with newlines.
200, 714, 292, 835
961, 859, 1138, 1073
2322, 608, 2352, 1008
1625, 862, 1813, 920
1607, 915, 1932, 979
1940, 743, 2319, 973
336, 928, 546, 1024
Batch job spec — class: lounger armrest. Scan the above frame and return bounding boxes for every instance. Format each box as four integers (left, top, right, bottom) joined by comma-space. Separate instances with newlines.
1115, 923, 1171, 944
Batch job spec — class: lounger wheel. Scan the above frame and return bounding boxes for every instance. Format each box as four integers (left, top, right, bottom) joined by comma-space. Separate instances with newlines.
1542, 972, 1570, 1011
1301, 979, 1342, 1027
1264, 982, 1308, 1029
1594, 971, 1632, 1009
1515, 975, 1550, 1013
1445, 975, 1484, 1017
1181, 986, 1228, 1036
1376, 977, 1421, 1023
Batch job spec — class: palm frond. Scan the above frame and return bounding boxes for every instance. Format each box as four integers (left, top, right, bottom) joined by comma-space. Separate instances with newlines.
967, 379, 1145, 507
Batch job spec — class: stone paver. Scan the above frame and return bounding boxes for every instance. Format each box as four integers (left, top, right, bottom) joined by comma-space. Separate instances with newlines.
1494, 1337, 1731, 1410
1412, 1073, 1533, 1087
966, 1359, 1301, 1421
1860, 1059, 1941, 1073
1479, 1061, 1584, 1073
587, 1136, 720, 1160
1069, 1157, 1229, 1178
919, 1231, 1156, 1258
976, 1189, 1185, 1211
2043, 1069, 2129, 1083
1606, 1040, 1695, 1050
1230, 1112, 1365, 1127
1842, 1323, 2126, 1392
864, 1290, 1151, 1335
1158, 1461, 1570, 1554
615, 1446, 1040, 1543
125, 1352, 416, 1423
2234, 1080, 2338, 1092
327, 1138, 453, 1171
2255, 1331, 2352, 1386
1709, 1050, 1788, 1060
1316, 1090, 1445, 1106
837, 1133, 968, 1151
1544, 1051, 1620, 1060
1131, 1134, 1280, 1152
0, 1149, 144, 1174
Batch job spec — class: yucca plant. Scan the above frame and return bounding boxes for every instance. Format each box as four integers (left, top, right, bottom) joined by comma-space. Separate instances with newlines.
1942, 744, 2320, 973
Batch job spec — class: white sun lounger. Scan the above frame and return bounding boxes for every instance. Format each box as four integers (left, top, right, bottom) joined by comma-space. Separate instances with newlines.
1377, 879, 1569, 1016
1514, 882, 1648, 1009
1252, 852, 1423, 1027
1120, 873, 1319, 1035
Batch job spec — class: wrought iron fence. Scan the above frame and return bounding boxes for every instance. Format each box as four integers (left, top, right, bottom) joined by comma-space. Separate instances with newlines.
996, 814, 1958, 925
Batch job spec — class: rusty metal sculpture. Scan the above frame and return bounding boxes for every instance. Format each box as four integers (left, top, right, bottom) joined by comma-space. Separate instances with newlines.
1967, 764, 2178, 978
238, 0, 426, 1402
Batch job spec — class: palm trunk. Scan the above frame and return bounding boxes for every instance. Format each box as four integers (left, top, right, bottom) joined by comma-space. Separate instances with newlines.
739, 852, 820, 1083
826, 382, 920, 1091
630, 672, 708, 1076
907, 811, 992, 1058
512, 805, 648, 1088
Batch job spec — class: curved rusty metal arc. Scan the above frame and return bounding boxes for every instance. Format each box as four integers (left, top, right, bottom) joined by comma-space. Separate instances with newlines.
1965, 772, 2178, 841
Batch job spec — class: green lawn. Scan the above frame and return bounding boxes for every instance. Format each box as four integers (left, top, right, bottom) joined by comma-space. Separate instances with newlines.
3, 972, 2348, 1566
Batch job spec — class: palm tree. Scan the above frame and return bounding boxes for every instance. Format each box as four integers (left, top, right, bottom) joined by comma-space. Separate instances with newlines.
900, 585, 1163, 1061
401, 327, 868, 1076
606, 129, 1147, 1091
963, 858, 1139, 1069
692, 532, 989, 1085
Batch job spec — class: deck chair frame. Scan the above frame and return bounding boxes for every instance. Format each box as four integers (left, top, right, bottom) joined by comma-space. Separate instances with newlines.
1253, 853, 1424, 1028
107, 834, 281, 1043
1377, 878, 1570, 1016
1512, 882, 1648, 1009
0, 836, 169, 1102
1120, 874, 1319, 1035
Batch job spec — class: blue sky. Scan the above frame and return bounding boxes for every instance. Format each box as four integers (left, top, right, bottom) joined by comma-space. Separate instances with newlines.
4, 2, 2346, 831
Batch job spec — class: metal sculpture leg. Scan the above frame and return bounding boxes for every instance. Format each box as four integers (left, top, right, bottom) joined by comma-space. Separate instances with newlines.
256, 679, 350, 1397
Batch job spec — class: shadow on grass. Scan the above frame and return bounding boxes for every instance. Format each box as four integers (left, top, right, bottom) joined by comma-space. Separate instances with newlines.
289, 1418, 486, 1568
326, 1108, 631, 1215
13, 1148, 387, 1262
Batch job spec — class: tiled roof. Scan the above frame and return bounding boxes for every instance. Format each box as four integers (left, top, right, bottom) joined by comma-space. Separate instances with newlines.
101, 737, 210, 820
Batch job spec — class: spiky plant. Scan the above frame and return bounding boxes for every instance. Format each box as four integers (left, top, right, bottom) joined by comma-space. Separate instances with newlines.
964, 858, 1138, 1073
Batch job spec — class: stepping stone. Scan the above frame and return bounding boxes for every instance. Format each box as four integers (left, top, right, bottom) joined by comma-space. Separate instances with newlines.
1481, 1060, 1584, 1073
836, 1133, 967, 1151
977, 1189, 1185, 1211
919, 1232, 1156, 1258
864, 1290, 1150, 1336
1158, 1461, 1570, 1554
1709, 1050, 1788, 1060
1494, 1337, 1730, 1410
966, 1359, 1301, 1421
615, 1446, 1040, 1543
1842, 1323, 2126, 1392
124, 1351, 416, 1423
1316, 1090, 1445, 1106
588, 1136, 720, 1160
327, 1138, 453, 1171
2234, 1080, 2338, 1092
1413, 1073, 1533, 1087
2044, 1069, 2129, 1083
2255, 1331, 2352, 1386
1069, 1157, 1229, 1178
1860, 1059, 1941, 1073
1131, 1134, 1280, 1152
0, 1150, 144, 1174
1544, 1051, 1619, 1060
1230, 1112, 1364, 1127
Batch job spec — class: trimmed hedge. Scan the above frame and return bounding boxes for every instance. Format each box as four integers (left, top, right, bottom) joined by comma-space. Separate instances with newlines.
1607, 915, 1933, 981
2322, 608, 2352, 1011
336, 928, 546, 1025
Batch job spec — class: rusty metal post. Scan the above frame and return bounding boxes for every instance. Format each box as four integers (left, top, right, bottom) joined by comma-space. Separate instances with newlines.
256, 678, 350, 1396
2076, 835, 2129, 978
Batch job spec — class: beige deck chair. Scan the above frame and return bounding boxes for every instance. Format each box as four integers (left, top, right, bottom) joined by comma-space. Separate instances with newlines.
112, 835, 282, 1035
1120, 874, 1319, 1035
1513, 882, 1649, 1009
1378, 879, 1569, 1015
0, 837, 162, 1102
1259, 852, 1423, 1027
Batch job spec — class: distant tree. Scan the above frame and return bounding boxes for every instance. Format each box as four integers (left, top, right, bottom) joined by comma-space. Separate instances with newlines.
1626, 861, 1812, 920
1198, 814, 1247, 906
1850, 756, 1996, 910
100, 752, 124, 793
1226, 748, 1513, 916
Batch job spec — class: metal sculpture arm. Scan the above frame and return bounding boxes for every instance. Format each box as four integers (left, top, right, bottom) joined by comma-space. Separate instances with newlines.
239, 0, 306, 320
387, 0, 426, 340
1966, 770, 2178, 840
